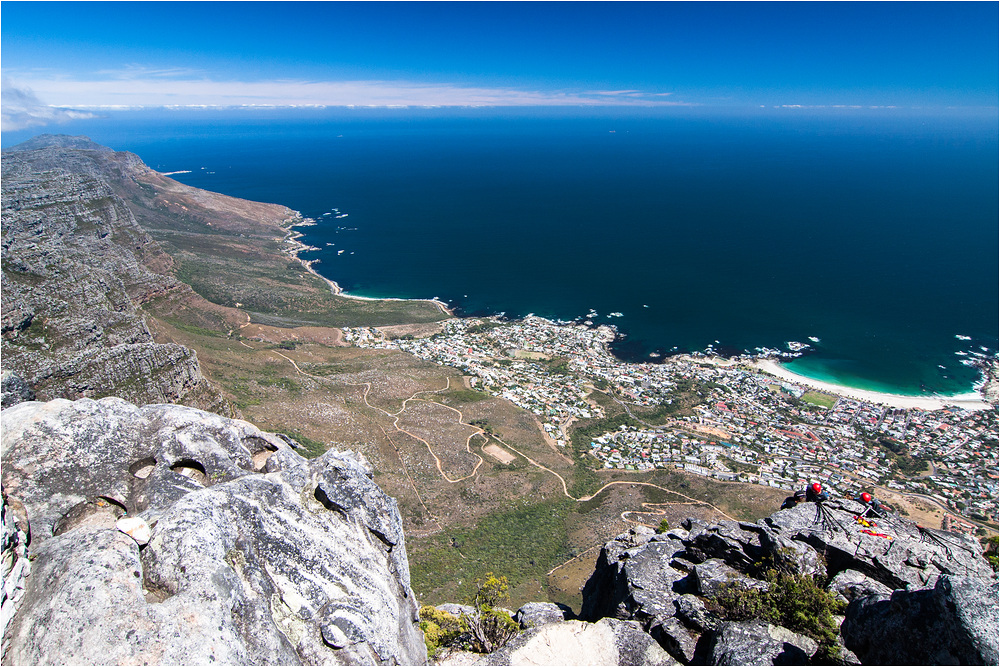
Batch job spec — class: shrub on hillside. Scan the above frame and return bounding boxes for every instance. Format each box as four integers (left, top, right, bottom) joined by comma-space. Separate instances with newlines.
463, 573, 520, 653
418, 606, 464, 657
417, 573, 519, 657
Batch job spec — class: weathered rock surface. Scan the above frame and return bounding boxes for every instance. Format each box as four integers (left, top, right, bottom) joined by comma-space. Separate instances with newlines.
513, 602, 569, 629
479, 618, 679, 666
1, 136, 226, 412
709, 620, 817, 666
827, 569, 894, 604
578, 498, 997, 665
1, 489, 31, 658
0, 371, 34, 409
842, 575, 999, 665
1, 398, 426, 665
762, 499, 993, 589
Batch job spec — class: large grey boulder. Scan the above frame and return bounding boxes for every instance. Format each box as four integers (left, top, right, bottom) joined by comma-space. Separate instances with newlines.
692, 558, 767, 598
842, 575, 999, 665
708, 620, 818, 666
514, 602, 569, 629
479, 618, 679, 666
1, 398, 425, 665
0, 371, 34, 410
827, 569, 894, 604
580, 528, 688, 624
764, 499, 992, 589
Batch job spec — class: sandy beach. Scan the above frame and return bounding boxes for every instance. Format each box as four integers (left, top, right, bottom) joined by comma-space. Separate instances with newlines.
751, 359, 993, 412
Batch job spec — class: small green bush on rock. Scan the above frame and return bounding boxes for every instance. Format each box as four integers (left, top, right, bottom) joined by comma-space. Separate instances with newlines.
418, 573, 520, 657
464, 573, 520, 654
418, 606, 464, 657
710, 556, 847, 662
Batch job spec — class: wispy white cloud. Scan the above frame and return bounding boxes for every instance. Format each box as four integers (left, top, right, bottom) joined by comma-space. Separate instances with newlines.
94, 64, 207, 80
1, 78, 97, 131
7, 73, 689, 109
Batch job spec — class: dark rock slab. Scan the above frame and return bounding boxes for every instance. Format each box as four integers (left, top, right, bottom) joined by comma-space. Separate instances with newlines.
708, 620, 818, 666
842, 575, 999, 665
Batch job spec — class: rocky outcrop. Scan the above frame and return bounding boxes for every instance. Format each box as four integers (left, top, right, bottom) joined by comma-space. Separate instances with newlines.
1, 137, 226, 412
708, 620, 817, 666
578, 498, 997, 665
1, 398, 426, 665
841, 575, 999, 665
0, 371, 34, 409
479, 618, 679, 666
513, 602, 570, 629
1, 490, 31, 658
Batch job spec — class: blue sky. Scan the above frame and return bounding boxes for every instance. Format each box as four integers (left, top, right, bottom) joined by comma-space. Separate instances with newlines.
2, 2, 996, 129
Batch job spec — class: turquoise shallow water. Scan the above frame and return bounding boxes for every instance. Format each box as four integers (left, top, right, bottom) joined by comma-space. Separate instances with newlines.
4, 108, 997, 396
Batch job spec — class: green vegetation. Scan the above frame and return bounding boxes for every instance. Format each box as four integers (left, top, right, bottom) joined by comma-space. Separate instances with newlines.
872, 436, 930, 477
409, 498, 573, 606
710, 553, 847, 662
466, 321, 501, 335
983, 535, 999, 571
418, 606, 464, 657
274, 429, 328, 459
655, 518, 671, 534
801, 391, 838, 409
256, 376, 301, 392
464, 573, 520, 653
721, 456, 760, 475
439, 388, 491, 404
417, 573, 520, 656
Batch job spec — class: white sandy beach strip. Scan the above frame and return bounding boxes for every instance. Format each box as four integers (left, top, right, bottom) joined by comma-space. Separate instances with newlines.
752, 359, 992, 412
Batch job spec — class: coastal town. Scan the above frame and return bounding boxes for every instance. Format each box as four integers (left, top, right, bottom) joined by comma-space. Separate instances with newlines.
344, 315, 999, 532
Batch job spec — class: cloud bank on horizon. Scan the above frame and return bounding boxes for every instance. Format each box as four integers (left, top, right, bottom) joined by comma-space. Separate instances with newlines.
1, 79, 98, 132
1, 72, 687, 130
2, 2, 995, 132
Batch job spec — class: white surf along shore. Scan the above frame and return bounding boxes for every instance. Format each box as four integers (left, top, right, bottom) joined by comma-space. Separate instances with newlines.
284, 216, 993, 412
283, 216, 453, 315
752, 359, 992, 412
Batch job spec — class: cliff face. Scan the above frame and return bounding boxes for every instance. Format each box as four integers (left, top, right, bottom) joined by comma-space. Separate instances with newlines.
1, 136, 226, 411
1, 397, 426, 665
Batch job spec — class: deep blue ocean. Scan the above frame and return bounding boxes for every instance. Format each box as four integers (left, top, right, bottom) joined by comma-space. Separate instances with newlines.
4, 107, 997, 396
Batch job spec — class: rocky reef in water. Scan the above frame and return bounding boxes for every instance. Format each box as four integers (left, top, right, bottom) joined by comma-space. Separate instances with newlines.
1, 397, 426, 664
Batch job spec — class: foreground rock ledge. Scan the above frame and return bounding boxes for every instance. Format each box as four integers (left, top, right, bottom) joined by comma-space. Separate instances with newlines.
1, 397, 426, 665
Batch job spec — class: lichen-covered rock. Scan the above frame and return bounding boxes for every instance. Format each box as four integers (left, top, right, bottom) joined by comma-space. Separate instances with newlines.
580, 528, 688, 624
578, 498, 996, 665
708, 620, 818, 666
0, 370, 34, 409
827, 569, 894, 604
763, 499, 993, 590
1, 398, 426, 665
514, 602, 569, 629
1, 488, 31, 657
480, 618, 679, 666
842, 575, 999, 665
692, 558, 767, 598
